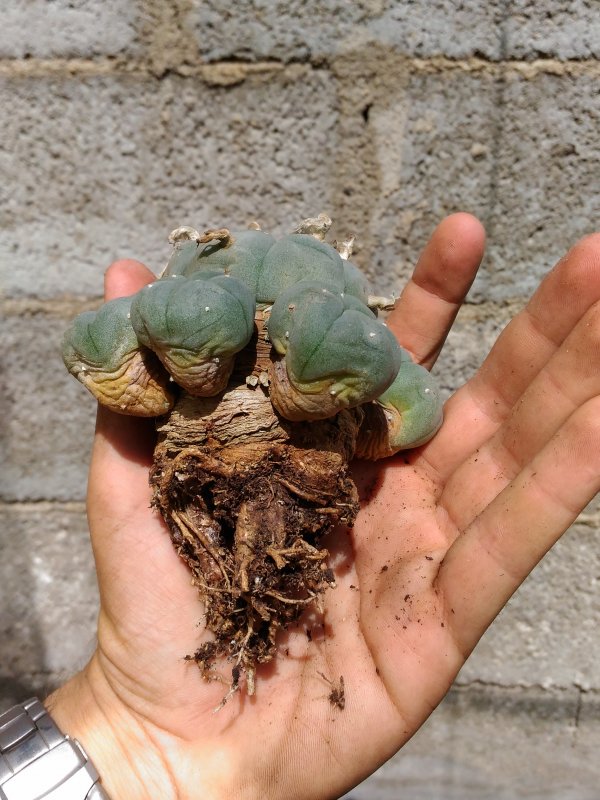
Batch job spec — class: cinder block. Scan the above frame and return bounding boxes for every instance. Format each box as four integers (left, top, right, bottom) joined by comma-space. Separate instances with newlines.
187, 0, 504, 62
318, 63, 499, 300
506, 0, 600, 60
577, 692, 600, 769
5, 65, 595, 308
476, 71, 600, 302
4, 65, 498, 304
2, 67, 506, 306
362, 2, 504, 60
345, 684, 600, 799
1, 69, 339, 299
0, 505, 98, 706
0, 312, 96, 502
0, 1, 140, 59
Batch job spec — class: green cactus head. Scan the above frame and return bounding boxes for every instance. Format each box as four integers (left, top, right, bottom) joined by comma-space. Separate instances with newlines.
164, 229, 276, 297
162, 226, 368, 305
267, 280, 402, 420
129, 273, 255, 396
62, 296, 174, 416
375, 359, 443, 449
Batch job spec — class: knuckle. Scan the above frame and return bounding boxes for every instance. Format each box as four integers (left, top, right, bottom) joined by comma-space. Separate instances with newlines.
572, 231, 600, 255
563, 232, 600, 274
547, 233, 600, 306
577, 301, 600, 348
569, 397, 600, 446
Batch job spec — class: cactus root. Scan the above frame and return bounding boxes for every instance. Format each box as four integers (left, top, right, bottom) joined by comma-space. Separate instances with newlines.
150, 377, 362, 698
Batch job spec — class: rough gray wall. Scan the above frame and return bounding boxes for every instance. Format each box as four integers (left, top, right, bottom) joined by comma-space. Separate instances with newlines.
1, 2, 599, 798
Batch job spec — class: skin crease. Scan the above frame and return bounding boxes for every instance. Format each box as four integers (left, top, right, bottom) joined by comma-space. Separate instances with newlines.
46, 213, 600, 800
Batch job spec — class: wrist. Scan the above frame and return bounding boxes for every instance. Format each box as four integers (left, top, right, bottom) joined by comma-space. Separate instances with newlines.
45, 655, 176, 800
0, 697, 108, 799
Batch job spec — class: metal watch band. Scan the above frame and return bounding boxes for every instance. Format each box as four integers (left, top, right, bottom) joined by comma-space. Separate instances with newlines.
0, 698, 110, 799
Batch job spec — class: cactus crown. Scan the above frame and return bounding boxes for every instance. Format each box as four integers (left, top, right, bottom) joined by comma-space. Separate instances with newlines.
62, 216, 443, 450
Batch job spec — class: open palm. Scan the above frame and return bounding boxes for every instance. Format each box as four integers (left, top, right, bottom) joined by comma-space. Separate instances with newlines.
49, 215, 600, 800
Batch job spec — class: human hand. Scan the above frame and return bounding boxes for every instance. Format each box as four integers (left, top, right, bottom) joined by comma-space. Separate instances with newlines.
46, 217, 600, 800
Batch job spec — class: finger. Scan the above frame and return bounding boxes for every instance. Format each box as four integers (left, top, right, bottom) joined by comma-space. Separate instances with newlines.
440, 299, 600, 530
88, 406, 202, 661
388, 213, 485, 369
423, 233, 600, 481
104, 258, 156, 301
436, 397, 600, 657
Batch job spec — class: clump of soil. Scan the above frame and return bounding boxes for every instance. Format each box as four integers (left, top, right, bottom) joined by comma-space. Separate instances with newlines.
150, 319, 363, 696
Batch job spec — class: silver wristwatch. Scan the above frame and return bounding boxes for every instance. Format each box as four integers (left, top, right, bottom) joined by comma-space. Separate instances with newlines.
0, 698, 110, 799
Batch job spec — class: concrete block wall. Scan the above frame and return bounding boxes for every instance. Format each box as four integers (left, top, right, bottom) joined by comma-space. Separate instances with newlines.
1, 2, 599, 797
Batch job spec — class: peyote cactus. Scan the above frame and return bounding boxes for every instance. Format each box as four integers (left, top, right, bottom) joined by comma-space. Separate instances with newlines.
63, 215, 443, 698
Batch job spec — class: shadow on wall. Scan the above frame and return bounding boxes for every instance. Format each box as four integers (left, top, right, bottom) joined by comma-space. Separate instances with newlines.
0, 505, 50, 705
0, 504, 100, 707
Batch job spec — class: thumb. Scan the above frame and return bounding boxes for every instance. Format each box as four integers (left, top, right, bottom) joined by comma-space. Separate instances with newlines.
90, 260, 158, 505
103, 258, 156, 303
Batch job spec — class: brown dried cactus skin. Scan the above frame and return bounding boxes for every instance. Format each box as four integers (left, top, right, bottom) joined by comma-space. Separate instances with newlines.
79, 349, 175, 417
157, 349, 235, 397
268, 354, 347, 421
354, 401, 397, 460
